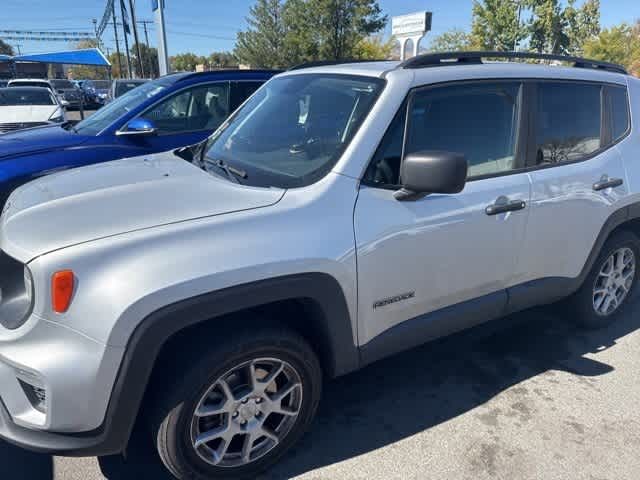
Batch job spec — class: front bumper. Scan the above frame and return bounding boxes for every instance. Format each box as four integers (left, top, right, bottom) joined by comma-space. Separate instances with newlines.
0, 315, 125, 455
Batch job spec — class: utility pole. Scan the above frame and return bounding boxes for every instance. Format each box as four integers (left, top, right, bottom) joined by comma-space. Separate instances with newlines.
139, 20, 154, 77
111, 0, 122, 79
92, 18, 99, 47
153, 0, 169, 76
15, 44, 22, 55
128, 0, 145, 78
120, 0, 133, 78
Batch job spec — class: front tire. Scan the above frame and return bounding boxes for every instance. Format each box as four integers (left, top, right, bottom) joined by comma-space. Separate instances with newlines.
151, 326, 322, 480
569, 230, 640, 329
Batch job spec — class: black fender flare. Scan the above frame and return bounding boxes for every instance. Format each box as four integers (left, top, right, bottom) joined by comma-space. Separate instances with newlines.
90, 272, 357, 456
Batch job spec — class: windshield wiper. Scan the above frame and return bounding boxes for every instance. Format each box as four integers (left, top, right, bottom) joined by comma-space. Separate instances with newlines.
203, 158, 247, 184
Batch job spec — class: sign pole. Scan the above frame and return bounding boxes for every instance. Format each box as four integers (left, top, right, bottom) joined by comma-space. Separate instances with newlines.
392, 11, 432, 61
153, 0, 169, 76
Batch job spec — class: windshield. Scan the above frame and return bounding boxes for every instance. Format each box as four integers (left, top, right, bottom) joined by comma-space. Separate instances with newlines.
74, 79, 169, 135
204, 74, 385, 188
115, 80, 148, 97
0, 88, 56, 106
50, 80, 75, 90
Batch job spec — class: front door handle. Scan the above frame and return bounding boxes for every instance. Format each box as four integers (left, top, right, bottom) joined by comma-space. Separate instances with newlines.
485, 199, 527, 216
593, 177, 624, 191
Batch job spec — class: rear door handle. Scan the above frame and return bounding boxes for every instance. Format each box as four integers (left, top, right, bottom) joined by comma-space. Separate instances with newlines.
593, 177, 624, 191
485, 199, 527, 216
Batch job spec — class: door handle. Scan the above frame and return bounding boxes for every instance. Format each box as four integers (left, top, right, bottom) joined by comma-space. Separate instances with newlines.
485, 199, 527, 216
593, 177, 624, 191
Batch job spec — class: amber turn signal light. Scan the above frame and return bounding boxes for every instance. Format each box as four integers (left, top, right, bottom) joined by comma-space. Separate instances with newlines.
52, 270, 74, 313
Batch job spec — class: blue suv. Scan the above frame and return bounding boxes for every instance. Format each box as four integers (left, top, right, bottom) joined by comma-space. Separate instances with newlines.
0, 70, 277, 207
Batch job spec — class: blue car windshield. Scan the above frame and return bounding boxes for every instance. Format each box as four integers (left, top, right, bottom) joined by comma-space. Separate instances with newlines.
74, 79, 169, 135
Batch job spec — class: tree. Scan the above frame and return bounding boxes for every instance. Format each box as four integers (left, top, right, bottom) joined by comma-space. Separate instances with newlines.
564, 0, 600, 55
170, 52, 204, 72
428, 28, 473, 52
207, 51, 238, 69
0, 39, 14, 56
108, 52, 127, 79
583, 22, 640, 75
236, 0, 388, 68
471, 0, 528, 51
235, 0, 288, 68
285, 0, 387, 62
352, 35, 394, 59
130, 43, 159, 78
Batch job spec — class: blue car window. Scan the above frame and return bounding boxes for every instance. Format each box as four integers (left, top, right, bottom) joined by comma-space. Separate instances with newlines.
74, 80, 168, 135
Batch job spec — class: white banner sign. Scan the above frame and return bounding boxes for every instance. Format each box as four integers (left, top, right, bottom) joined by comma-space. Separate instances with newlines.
392, 12, 432, 37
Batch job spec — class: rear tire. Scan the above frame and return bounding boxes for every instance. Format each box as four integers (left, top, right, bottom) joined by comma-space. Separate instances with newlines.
150, 325, 322, 480
568, 230, 640, 329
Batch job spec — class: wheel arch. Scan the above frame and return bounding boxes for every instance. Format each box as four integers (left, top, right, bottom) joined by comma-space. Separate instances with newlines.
97, 272, 358, 454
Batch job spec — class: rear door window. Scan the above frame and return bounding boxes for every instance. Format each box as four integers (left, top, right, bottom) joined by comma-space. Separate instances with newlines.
534, 82, 602, 165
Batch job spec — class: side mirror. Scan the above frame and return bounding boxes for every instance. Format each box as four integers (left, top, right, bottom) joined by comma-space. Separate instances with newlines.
117, 118, 158, 137
394, 151, 468, 201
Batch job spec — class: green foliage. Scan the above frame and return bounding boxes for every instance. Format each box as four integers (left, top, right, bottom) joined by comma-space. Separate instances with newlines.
207, 51, 238, 68
470, 0, 601, 54
108, 52, 127, 78
352, 35, 394, 59
235, 0, 387, 68
0, 39, 14, 56
471, 0, 528, 50
428, 28, 474, 52
235, 0, 289, 68
170, 52, 205, 72
130, 43, 159, 78
583, 22, 640, 75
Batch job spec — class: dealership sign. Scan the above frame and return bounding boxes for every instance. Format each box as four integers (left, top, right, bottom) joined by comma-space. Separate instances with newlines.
391, 11, 433, 61
392, 12, 432, 37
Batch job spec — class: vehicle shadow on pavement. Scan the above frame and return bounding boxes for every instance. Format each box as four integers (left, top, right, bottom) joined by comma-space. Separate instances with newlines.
1, 302, 638, 480
0, 439, 53, 479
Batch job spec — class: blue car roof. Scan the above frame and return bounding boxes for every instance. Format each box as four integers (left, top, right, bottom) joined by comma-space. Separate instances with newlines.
162, 70, 281, 86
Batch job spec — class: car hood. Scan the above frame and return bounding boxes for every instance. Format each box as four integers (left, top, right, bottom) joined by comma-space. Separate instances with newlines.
0, 105, 59, 123
0, 152, 285, 262
0, 124, 91, 160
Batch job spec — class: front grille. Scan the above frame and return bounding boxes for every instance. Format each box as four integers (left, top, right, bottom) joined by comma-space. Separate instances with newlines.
0, 122, 49, 133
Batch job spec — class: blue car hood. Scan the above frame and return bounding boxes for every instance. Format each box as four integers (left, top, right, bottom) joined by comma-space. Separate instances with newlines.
0, 124, 92, 160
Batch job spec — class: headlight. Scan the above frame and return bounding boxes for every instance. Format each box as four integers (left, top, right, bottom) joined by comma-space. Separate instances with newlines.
49, 109, 65, 123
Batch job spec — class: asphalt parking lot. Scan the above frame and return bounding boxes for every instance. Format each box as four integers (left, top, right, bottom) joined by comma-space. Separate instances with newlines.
1, 300, 639, 480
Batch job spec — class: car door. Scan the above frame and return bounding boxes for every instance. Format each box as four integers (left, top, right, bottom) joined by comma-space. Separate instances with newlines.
514, 81, 629, 302
123, 82, 232, 153
355, 80, 532, 350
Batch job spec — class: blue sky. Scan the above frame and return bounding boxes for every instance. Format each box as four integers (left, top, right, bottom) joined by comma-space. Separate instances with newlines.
1, 0, 638, 57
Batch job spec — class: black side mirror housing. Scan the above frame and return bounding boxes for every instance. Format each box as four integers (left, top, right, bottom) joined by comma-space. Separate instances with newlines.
394, 151, 468, 201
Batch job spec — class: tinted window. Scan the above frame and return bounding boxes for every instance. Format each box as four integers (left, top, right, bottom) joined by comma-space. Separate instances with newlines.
205, 74, 385, 188
406, 82, 521, 179
609, 86, 630, 142
141, 83, 230, 133
535, 82, 601, 165
230, 81, 263, 111
9, 81, 52, 91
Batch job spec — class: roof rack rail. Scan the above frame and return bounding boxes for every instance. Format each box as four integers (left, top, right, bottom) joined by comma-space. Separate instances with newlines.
288, 59, 389, 71
399, 51, 628, 75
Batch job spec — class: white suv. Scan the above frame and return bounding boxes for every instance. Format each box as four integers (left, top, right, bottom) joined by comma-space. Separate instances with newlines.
0, 52, 638, 479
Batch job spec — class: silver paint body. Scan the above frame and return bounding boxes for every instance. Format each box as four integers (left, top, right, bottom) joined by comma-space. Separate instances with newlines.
0, 62, 638, 434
